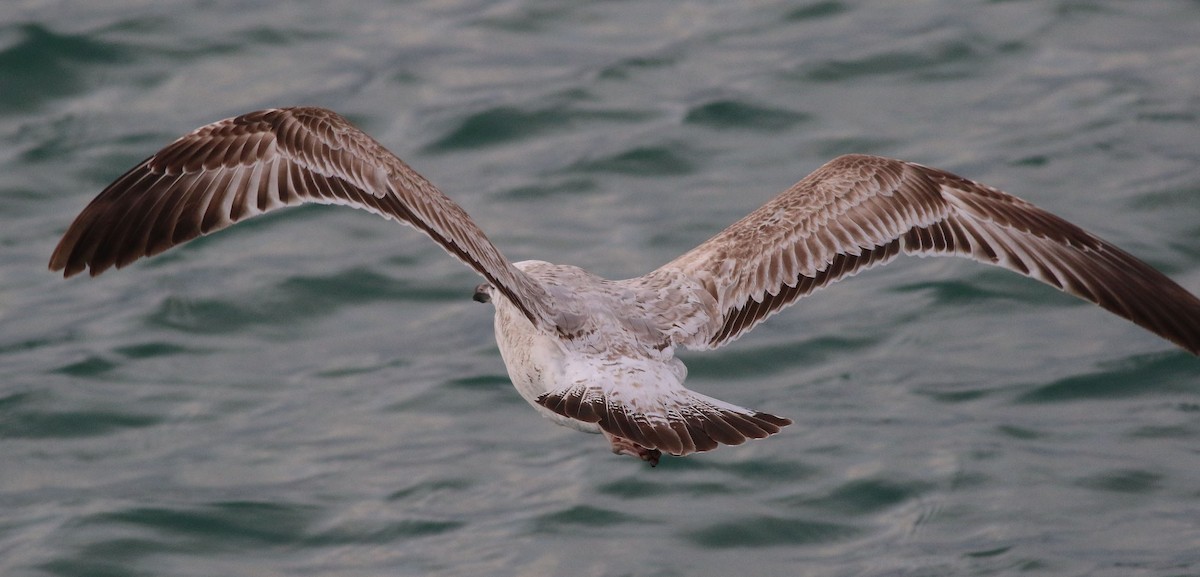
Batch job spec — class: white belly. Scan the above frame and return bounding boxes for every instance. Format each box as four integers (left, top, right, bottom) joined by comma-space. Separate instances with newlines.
493, 301, 602, 434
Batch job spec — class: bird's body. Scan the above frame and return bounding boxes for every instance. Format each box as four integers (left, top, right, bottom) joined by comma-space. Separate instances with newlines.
51, 107, 1200, 465
485, 260, 789, 463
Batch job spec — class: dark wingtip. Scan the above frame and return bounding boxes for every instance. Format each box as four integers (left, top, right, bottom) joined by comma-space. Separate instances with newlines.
754, 411, 793, 428
48, 252, 81, 278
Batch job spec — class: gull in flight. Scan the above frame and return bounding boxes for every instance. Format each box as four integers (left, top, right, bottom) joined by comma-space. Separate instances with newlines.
51, 107, 1200, 465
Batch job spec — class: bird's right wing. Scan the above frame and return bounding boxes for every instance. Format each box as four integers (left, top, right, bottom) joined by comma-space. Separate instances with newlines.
655, 154, 1200, 353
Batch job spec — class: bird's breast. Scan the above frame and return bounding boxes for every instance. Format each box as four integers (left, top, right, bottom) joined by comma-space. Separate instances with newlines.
492, 298, 601, 432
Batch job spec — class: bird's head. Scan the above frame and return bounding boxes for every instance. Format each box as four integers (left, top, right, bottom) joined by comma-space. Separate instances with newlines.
472, 283, 493, 304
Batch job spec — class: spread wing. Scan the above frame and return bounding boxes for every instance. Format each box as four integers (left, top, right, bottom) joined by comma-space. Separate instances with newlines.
49, 107, 560, 330
656, 154, 1200, 354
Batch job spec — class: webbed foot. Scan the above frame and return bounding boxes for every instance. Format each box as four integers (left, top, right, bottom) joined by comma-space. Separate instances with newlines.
604, 431, 661, 466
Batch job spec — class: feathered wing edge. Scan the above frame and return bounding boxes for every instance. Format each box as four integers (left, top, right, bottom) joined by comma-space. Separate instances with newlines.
49, 107, 562, 331
655, 154, 1200, 354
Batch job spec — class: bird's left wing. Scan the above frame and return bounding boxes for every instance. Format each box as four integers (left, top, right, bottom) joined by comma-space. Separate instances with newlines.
50, 107, 561, 330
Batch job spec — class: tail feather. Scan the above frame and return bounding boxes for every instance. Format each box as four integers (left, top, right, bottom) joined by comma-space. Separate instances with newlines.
537, 385, 790, 456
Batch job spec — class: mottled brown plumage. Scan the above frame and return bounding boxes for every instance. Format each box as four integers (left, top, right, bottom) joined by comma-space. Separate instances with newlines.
51, 107, 1200, 463
660, 154, 1200, 353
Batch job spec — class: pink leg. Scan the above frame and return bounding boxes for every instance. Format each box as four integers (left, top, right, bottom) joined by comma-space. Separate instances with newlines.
603, 431, 661, 467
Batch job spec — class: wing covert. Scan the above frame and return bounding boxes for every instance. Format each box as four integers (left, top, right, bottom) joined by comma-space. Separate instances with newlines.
49, 107, 560, 330
655, 154, 1200, 354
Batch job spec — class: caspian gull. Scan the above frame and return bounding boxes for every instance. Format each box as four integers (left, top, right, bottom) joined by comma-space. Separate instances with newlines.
50, 107, 1200, 465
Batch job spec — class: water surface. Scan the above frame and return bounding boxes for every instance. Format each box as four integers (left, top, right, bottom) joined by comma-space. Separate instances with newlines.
3, 1, 1199, 576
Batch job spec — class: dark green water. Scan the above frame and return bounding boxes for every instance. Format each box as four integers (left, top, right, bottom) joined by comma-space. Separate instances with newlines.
3, 1, 1200, 576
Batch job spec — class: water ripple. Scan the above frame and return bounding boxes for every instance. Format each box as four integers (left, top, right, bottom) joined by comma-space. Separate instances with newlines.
1016, 352, 1195, 403
802, 39, 984, 82
0, 24, 129, 114
781, 478, 932, 516
530, 505, 643, 532
568, 145, 695, 176
425, 105, 649, 151
1074, 469, 1162, 495
683, 99, 810, 132
682, 515, 859, 548
85, 501, 319, 547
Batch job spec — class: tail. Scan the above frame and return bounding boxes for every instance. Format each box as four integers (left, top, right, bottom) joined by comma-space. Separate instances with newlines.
537, 384, 791, 456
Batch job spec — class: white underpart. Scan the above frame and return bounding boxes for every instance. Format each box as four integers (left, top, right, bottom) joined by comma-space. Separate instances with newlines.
48, 108, 1200, 460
